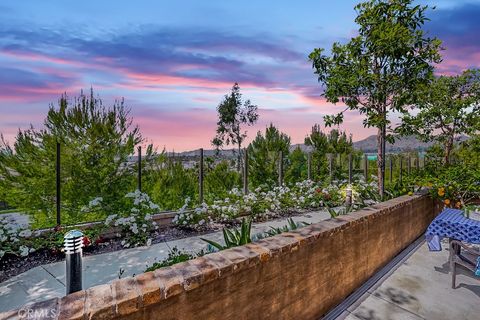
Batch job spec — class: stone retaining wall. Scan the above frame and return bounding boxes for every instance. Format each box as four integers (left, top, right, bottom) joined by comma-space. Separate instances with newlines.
1, 194, 438, 320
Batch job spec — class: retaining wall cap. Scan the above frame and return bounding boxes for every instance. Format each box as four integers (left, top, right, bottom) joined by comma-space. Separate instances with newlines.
2, 194, 433, 320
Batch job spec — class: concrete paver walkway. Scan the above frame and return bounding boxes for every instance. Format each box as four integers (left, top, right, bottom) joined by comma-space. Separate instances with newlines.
340, 240, 480, 320
0, 210, 330, 313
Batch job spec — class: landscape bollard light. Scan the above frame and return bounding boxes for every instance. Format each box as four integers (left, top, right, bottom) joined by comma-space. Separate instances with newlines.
64, 230, 84, 295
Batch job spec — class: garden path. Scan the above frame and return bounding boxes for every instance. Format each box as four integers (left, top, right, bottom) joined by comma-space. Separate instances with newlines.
0, 209, 330, 313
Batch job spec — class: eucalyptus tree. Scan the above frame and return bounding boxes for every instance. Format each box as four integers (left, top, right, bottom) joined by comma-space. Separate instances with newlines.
309, 0, 442, 197
212, 83, 259, 170
399, 69, 480, 164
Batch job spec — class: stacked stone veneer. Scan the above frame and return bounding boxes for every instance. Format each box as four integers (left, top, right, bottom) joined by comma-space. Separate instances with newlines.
1, 194, 437, 320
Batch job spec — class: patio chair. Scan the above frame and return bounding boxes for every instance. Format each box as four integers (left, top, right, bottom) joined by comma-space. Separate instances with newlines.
449, 240, 480, 288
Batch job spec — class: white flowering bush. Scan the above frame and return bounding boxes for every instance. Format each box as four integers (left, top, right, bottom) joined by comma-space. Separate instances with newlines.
173, 179, 345, 228
172, 197, 212, 229
0, 215, 35, 260
86, 190, 160, 248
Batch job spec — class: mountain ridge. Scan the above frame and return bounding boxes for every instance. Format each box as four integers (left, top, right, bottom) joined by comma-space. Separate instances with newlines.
164, 134, 455, 157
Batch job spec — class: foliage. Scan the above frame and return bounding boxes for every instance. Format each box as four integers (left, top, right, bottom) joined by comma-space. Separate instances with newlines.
92, 190, 160, 248
204, 160, 241, 201
0, 215, 35, 259
285, 147, 308, 184
262, 218, 309, 237
144, 246, 199, 272
145, 153, 197, 210
172, 197, 211, 229
212, 83, 259, 168
399, 69, 480, 164
309, 0, 442, 195
423, 166, 480, 208
248, 124, 291, 187
304, 124, 329, 180
327, 129, 353, 155
201, 219, 252, 251
0, 89, 143, 226
173, 177, 385, 229
326, 205, 354, 218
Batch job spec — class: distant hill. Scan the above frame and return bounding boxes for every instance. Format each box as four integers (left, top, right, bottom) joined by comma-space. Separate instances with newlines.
138, 135, 466, 161
352, 135, 468, 153
352, 135, 432, 153
292, 135, 438, 153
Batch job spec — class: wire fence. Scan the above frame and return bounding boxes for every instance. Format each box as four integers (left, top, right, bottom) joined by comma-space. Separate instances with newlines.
2, 142, 440, 227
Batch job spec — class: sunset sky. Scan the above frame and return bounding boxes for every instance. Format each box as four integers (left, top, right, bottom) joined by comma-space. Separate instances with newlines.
1, 0, 479, 151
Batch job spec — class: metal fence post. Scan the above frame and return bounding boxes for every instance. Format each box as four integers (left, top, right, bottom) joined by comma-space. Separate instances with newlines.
199, 148, 204, 204
243, 148, 248, 194
64, 230, 84, 294
278, 151, 284, 186
56, 142, 61, 226
407, 156, 411, 175
399, 157, 403, 183
348, 153, 353, 183
329, 154, 334, 181
307, 152, 312, 181
416, 157, 419, 171
389, 156, 393, 184
137, 146, 142, 192
363, 154, 368, 181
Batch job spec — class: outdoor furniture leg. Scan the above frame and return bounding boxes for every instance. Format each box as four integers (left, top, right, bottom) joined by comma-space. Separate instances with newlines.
448, 239, 480, 289
448, 238, 456, 288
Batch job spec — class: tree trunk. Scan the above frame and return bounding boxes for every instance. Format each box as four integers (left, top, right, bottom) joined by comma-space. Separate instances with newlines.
237, 143, 242, 172
377, 126, 385, 199
444, 136, 454, 165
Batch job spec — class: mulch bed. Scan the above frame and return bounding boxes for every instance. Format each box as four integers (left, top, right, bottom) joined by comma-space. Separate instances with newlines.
0, 224, 218, 283
0, 210, 313, 283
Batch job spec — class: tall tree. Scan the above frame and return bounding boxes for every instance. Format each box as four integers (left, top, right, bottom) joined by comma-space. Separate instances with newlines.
285, 147, 308, 183
309, 0, 442, 197
248, 124, 291, 187
399, 69, 480, 164
0, 89, 143, 225
304, 124, 329, 180
327, 129, 353, 158
212, 83, 259, 170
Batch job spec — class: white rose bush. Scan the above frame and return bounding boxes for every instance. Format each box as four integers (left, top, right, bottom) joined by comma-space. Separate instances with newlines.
0, 215, 35, 260
85, 190, 161, 248
105, 190, 160, 248
0, 177, 381, 262
172, 178, 380, 230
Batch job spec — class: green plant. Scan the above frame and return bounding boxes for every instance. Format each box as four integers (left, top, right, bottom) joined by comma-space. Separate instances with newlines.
326, 205, 354, 218
146, 154, 197, 211
0, 89, 146, 226
248, 124, 291, 187
399, 69, 480, 164
204, 160, 241, 201
145, 246, 199, 272
98, 190, 160, 248
309, 0, 442, 196
263, 218, 309, 237
201, 218, 252, 251
212, 83, 259, 170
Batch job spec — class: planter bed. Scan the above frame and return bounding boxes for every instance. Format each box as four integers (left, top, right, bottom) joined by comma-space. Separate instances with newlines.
0, 209, 317, 283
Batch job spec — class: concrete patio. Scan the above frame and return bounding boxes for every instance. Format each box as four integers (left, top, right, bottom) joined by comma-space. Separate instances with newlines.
338, 239, 480, 320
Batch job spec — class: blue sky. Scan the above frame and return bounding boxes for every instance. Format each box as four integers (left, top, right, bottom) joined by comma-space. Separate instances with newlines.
1, 0, 479, 150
